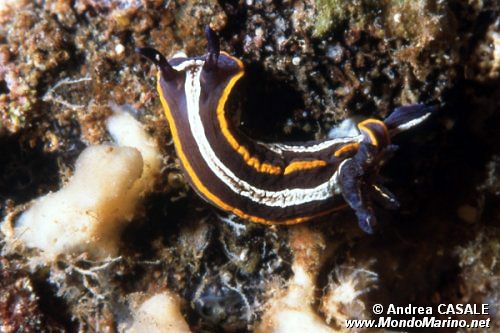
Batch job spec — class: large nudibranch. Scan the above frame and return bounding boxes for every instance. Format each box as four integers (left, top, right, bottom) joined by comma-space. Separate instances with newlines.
137, 27, 433, 233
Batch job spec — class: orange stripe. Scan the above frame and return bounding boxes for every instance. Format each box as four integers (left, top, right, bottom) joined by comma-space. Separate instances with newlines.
284, 160, 327, 175
157, 72, 341, 225
334, 142, 360, 157
215, 53, 337, 177
215, 54, 282, 175
357, 119, 388, 147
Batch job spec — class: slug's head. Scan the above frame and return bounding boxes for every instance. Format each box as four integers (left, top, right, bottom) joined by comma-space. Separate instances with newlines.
136, 27, 244, 116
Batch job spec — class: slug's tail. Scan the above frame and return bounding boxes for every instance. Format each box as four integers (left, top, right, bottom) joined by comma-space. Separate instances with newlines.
384, 104, 436, 136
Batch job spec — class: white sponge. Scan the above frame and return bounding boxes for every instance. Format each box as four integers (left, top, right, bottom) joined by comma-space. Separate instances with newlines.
12, 145, 143, 258
4, 108, 162, 260
126, 292, 191, 333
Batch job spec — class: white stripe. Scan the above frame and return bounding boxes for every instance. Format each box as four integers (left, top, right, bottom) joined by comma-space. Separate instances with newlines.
173, 59, 204, 71
257, 118, 363, 154
174, 60, 362, 155
258, 136, 362, 155
179, 62, 341, 208
394, 112, 431, 132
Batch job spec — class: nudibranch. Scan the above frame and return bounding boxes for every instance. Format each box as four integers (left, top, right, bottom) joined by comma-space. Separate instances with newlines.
137, 27, 433, 234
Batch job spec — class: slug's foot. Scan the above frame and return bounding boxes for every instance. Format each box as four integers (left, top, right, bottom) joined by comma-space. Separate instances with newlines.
369, 183, 400, 210
355, 211, 377, 234
338, 147, 400, 234
338, 157, 374, 234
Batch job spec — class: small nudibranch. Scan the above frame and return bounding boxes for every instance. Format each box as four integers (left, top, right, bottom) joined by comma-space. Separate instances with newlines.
137, 27, 433, 233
